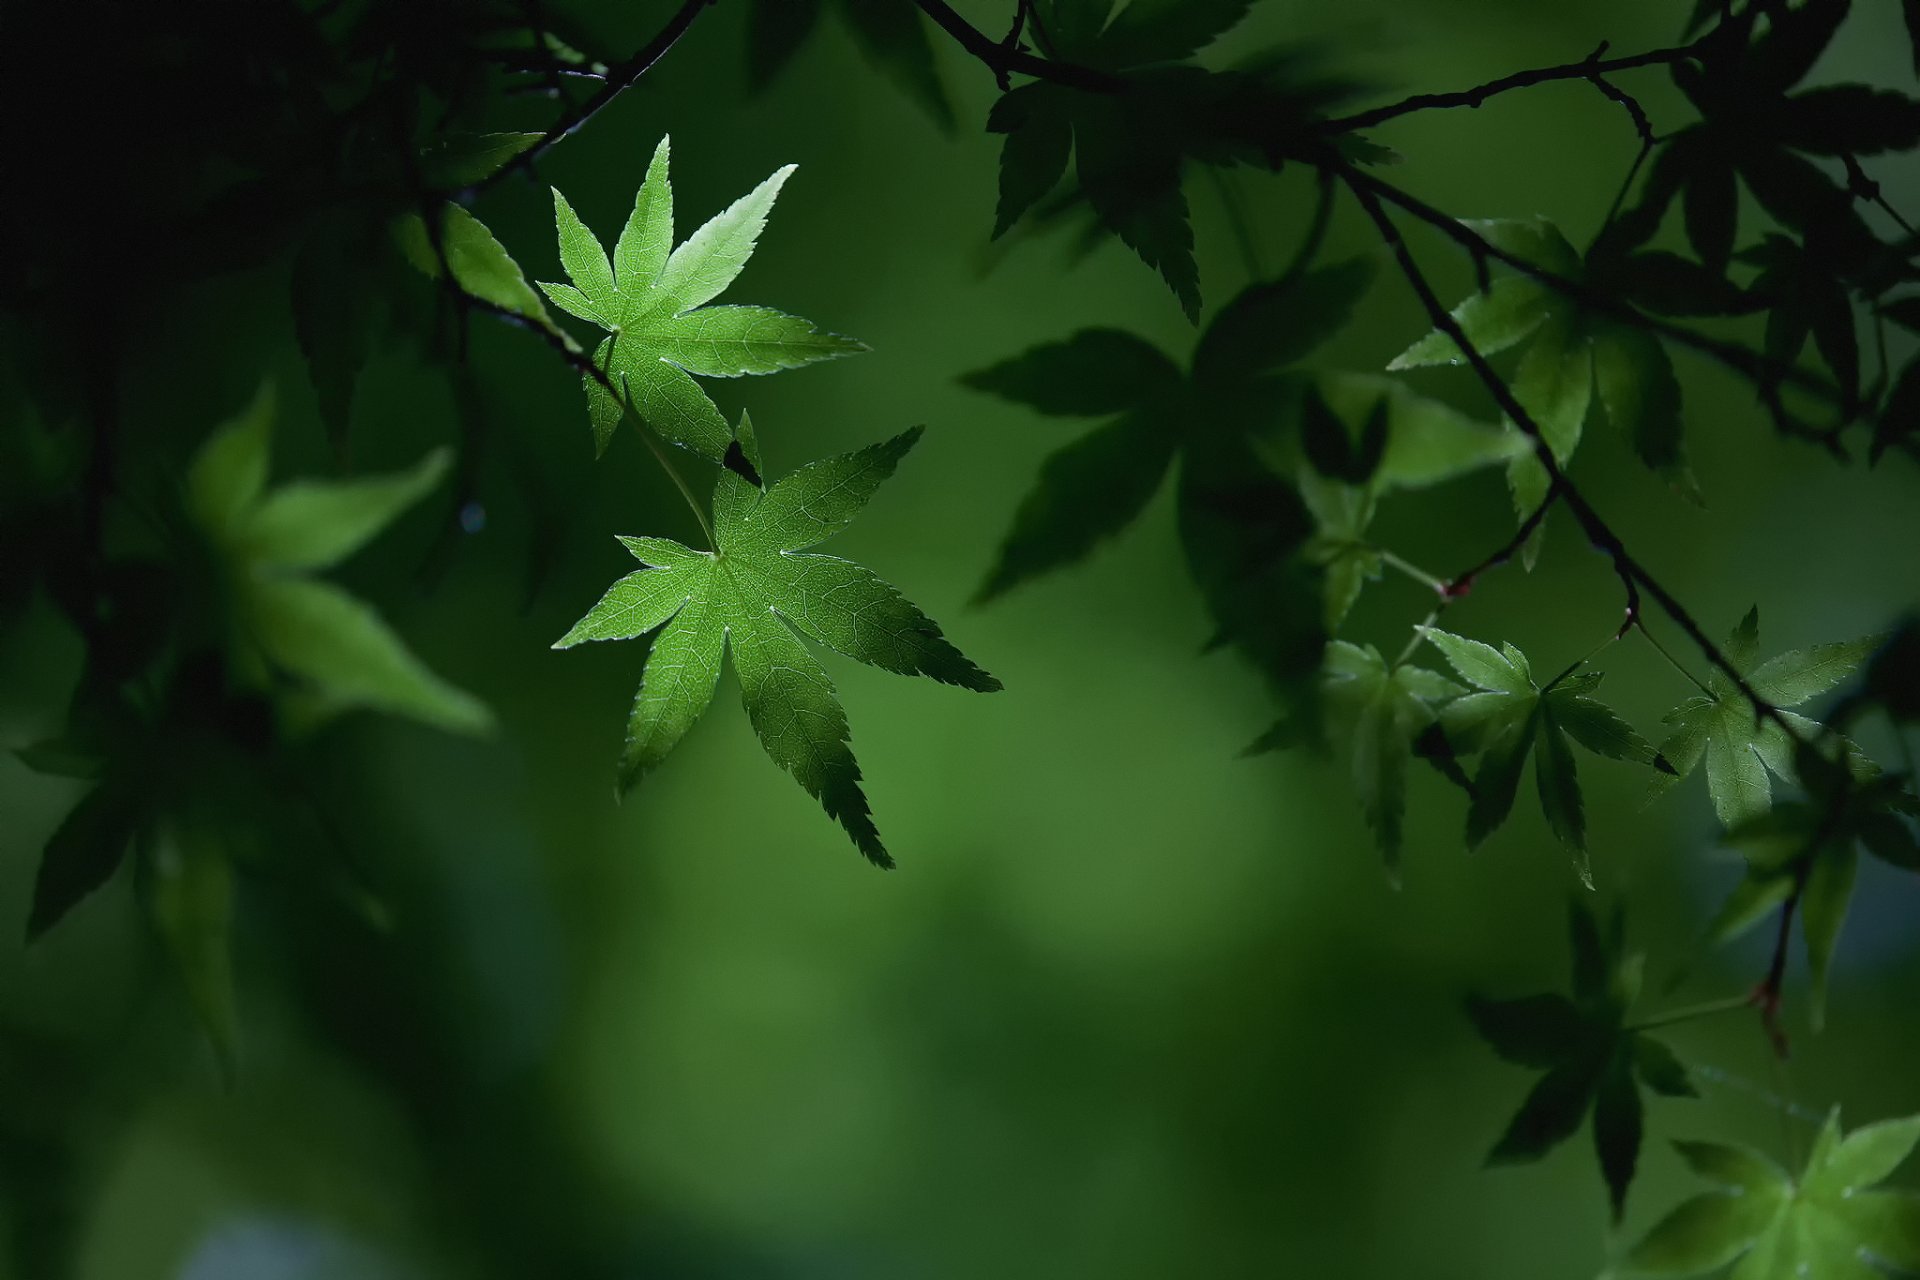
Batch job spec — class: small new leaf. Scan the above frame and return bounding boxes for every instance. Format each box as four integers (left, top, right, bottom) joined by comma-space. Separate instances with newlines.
554, 421, 998, 866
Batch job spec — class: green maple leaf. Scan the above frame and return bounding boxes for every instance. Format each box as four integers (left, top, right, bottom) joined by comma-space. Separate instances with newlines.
1246, 640, 1462, 873
553, 420, 999, 866
187, 384, 492, 735
1388, 218, 1696, 566
1625, 1110, 1920, 1278
1423, 628, 1668, 879
1469, 899, 1696, 1221
1648, 606, 1880, 828
1702, 774, 1918, 1029
965, 262, 1520, 683
540, 137, 867, 469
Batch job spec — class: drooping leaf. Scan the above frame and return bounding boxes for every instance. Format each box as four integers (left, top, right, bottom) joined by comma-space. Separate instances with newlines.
419, 131, 544, 188
746, 0, 952, 128
396, 203, 557, 335
554, 424, 999, 864
291, 218, 375, 453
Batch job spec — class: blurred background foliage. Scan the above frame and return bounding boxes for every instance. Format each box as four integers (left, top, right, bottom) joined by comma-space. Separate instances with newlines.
1, 1, 1918, 1277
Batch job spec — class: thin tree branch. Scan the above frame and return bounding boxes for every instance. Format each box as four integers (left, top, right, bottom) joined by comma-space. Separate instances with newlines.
1321, 38, 1707, 134
458, 0, 717, 200
911, 0, 1126, 93
1340, 164, 1851, 452
1338, 163, 1806, 747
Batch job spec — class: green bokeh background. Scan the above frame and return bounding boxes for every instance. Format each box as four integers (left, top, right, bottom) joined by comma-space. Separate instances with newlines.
3, 1, 1919, 1276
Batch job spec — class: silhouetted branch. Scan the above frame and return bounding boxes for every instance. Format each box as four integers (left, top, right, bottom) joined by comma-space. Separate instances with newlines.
457, 0, 716, 199
1321, 38, 1707, 134
1340, 165, 1851, 453
911, 0, 1126, 93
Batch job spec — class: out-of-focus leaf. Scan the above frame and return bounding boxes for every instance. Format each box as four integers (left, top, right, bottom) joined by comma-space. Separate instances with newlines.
1627, 1109, 1920, 1276
147, 822, 239, 1079
28, 784, 139, 940
184, 389, 489, 736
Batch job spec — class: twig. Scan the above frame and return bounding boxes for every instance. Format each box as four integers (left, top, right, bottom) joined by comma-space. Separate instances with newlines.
1340, 165, 1850, 453
448, 291, 716, 546
1321, 38, 1706, 134
458, 0, 717, 200
911, 0, 1126, 93
1338, 162, 1806, 748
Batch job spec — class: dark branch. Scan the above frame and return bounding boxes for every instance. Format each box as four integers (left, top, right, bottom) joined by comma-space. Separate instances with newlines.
1339, 165, 1851, 453
458, 0, 716, 199
1338, 163, 1807, 746
1322, 38, 1705, 134
911, 0, 1126, 93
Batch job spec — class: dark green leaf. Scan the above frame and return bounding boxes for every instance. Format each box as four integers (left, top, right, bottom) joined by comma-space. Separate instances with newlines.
976, 412, 1177, 600
1195, 260, 1375, 386
28, 784, 138, 940
961, 329, 1182, 416
1464, 993, 1586, 1068
989, 85, 1073, 238
1594, 1050, 1644, 1219
1486, 1054, 1602, 1164
840, 0, 953, 129
1633, 1036, 1697, 1098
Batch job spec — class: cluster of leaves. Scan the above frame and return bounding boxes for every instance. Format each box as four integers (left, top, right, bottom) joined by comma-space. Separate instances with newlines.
394, 144, 998, 860
965, 261, 1523, 702
986, 0, 1365, 318
1613, 0, 1920, 451
1640, 608, 1918, 1023
1389, 217, 1701, 561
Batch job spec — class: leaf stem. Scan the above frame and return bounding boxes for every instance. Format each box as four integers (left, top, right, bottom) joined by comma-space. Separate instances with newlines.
1544, 630, 1619, 692
620, 383, 715, 548
1209, 167, 1265, 278
1377, 547, 1448, 594
1629, 994, 1752, 1032
1636, 620, 1711, 695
